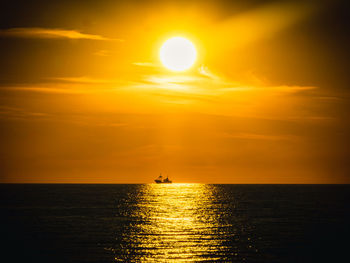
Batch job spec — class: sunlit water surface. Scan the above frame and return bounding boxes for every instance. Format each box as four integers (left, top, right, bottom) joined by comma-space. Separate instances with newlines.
114, 184, 253, 262
1, 184, 349, 262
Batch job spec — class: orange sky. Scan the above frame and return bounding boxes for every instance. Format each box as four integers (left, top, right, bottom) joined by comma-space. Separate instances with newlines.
1, 0, 349, 183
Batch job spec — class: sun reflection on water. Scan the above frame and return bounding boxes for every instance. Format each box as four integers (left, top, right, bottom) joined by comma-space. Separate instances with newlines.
115, 183, 230, 262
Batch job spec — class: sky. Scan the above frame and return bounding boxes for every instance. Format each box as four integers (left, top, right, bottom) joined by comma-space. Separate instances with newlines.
0, 0, 349, 183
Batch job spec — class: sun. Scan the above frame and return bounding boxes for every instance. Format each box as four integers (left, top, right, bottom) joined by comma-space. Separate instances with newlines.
160, 37, 197, 72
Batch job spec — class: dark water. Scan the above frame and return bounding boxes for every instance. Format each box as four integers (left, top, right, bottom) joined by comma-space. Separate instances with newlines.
0, 184, 349, 262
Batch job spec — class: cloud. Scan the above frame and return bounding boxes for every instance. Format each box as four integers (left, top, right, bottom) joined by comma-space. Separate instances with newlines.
0, 105, 130, 127
214, 1, 318, 49
219, 85, 317, 93
221, 132, 298, 141
141, 65, 317, 96
93, 50, 114, 56
0, 27, 123, 41
0, 106, 50, 120
51, 76, 119, 84
6, 86, 84, 94
0, 83, 98, 94
198, 65, 220, 81
145, 75, 203, 85
132, 62, 157, 67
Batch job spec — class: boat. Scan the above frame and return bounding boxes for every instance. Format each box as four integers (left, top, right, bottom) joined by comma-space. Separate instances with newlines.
154, 174, 172, 184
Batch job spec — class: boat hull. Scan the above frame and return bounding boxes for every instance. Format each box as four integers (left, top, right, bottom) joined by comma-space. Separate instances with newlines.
155, 180, 172, 184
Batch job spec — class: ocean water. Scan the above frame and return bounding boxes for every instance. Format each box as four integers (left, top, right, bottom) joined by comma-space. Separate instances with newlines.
0, 184, 349, 262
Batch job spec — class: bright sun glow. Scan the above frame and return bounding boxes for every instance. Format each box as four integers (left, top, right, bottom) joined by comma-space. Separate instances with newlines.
160, 37, 197, 72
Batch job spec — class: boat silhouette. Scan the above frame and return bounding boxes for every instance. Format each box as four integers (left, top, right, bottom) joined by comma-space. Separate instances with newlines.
155, 174, 172, 184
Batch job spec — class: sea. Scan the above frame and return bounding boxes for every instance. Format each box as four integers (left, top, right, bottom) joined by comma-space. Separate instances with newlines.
0, 184, 349, 262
